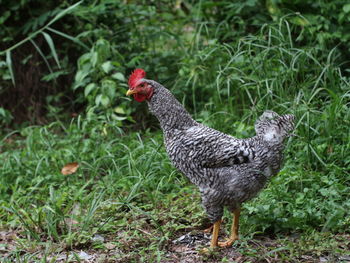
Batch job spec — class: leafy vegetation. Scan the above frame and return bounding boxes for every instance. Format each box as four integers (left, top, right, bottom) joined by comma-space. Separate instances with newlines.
1, 0, 349, 262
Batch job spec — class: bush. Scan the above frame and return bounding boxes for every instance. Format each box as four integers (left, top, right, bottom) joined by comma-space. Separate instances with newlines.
1, 0, 349, 128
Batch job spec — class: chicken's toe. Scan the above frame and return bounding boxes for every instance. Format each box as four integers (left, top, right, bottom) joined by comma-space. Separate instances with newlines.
218, 237, 238, 248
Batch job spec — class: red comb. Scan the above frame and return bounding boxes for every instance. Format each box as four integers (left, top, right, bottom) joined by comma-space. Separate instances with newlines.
128, 68, 146, 88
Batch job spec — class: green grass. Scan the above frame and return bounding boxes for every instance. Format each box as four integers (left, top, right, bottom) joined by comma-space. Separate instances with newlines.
0, 118, 199, 261
1, 111, 349, 262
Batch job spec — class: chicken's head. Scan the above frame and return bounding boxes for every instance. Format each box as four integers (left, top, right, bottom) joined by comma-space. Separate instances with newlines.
126, 68, 154, 102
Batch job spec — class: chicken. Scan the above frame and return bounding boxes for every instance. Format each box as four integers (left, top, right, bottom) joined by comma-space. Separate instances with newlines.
126, 69, 295, 249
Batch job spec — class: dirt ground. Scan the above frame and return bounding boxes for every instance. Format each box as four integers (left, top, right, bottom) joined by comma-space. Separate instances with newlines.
1, 230, 350, 262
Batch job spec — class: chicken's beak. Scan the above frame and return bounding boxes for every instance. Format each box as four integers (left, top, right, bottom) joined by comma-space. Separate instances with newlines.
126, 89, 136, 96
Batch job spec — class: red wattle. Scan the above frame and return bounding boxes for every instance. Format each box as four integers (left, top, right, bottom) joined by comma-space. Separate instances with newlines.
133, 87, 154, 102
134, 94, 147, 102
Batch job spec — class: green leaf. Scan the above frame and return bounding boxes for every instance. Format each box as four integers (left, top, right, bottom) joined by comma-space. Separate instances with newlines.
101, 61, 113, 74
84, 83, 97, 97
74, 70, 89, 83
5, 50, 15, 85
77, 53, 92, 70
95, 94, 102, 105
42, 32, 61, 68
112, 114, 127, 121
102, 79, 116, 99
41, 70, 69, 82
0, 11, 10, 25
111, 72, 125, 82
100, 95, 110, 107
95, 39, 111, 63
0, 107, 6, 116
73, 70, 90, 90
91, 52, 98, 68
95, 93, 112, 107
289, 16, 309, 27
343, 4, 350, 13
114, 107, 125, 114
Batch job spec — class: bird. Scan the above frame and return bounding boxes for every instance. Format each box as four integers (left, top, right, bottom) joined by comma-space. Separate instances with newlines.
126, 68, 295, 249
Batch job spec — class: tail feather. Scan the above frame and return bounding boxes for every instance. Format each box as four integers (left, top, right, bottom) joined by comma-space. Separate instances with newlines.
255, 110, 295, 143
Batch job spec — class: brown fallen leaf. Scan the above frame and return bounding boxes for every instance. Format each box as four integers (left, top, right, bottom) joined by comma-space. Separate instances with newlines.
105, 243, 116, 250
64, 218, 79, 227
61, 162, 79, 175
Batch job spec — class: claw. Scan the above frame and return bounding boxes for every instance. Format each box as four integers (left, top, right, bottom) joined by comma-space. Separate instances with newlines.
200, 247, 217, 254
218, 208, 240, 248
218, 236, 238, 248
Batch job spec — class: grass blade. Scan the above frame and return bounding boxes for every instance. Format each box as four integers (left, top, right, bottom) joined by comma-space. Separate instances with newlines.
42, 32, 61, 68
47, 1, 82, 26
46, 27, 89, 50
5, 50, 15, 86
29, 39, 53, 73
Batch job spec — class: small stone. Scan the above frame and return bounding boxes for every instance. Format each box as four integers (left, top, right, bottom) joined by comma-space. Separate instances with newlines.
105, 243, 116, 250
78, 251, 93, 260
92, 234, 105, 242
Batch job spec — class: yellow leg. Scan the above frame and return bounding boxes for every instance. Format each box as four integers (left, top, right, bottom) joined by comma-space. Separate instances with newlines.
210, 220, 221, 248
200, 220, 221, 253
218, 208, 240, 248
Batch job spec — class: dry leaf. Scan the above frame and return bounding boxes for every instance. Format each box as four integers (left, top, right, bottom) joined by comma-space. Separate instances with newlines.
61, 162, 79, 175
64, 218, 79, 227
105, 243, 116, 250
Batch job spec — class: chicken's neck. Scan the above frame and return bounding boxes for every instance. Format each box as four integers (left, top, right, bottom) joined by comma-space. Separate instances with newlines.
147, 83, 196, 132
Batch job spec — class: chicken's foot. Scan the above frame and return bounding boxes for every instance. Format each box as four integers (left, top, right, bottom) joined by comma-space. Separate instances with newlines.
200, 219, 221, 253
218, 208, 240, 248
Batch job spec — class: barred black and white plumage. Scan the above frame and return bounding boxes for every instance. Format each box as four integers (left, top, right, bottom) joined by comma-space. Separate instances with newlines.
126, 69, 295, 248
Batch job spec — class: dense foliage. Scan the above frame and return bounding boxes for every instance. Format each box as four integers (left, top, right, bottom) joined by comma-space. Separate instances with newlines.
1, 0, 350, 126
0, 0, 349, 262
